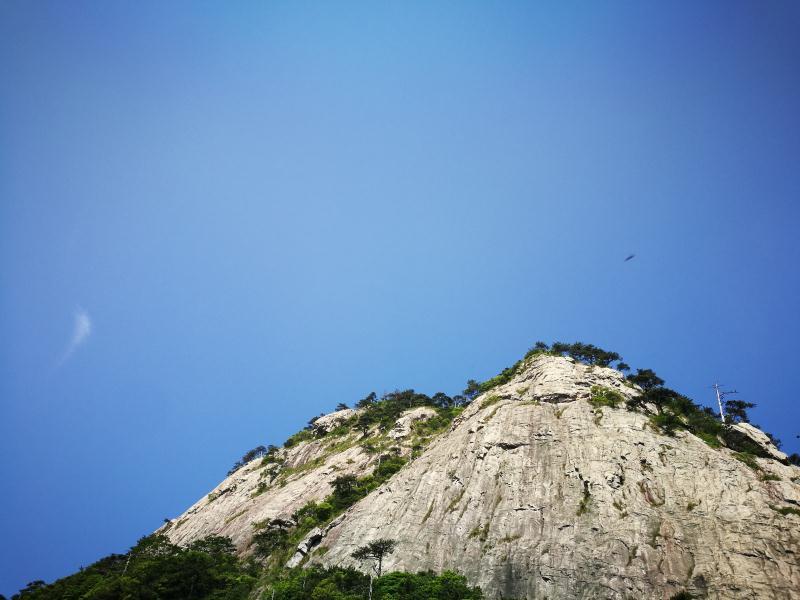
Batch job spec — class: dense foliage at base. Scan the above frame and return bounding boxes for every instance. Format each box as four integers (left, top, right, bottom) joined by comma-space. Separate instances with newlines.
9, 539, 481, 600
9, 535, 257, 600
262, 566, 482, 600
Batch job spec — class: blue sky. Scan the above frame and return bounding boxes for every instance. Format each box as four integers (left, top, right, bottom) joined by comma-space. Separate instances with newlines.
1, 1, 799, 594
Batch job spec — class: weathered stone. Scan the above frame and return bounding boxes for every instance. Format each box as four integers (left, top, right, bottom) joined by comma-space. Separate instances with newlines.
313, 356, 800, 599
731, 421, 788, 462
161, 431, 377, 553
163, 355, 800, 599
286, 527, 324, 568
387, 406, 438, 439
312, 409, 357, 434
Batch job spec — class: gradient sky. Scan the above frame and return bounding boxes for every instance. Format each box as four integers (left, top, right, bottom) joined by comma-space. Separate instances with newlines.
2, 1, 799, 595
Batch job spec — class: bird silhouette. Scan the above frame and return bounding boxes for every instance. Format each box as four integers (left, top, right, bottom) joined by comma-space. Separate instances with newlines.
624, 254, 636, 262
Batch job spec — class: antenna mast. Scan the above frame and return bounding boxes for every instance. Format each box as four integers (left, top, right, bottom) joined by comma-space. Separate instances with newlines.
712, 383, 737, 423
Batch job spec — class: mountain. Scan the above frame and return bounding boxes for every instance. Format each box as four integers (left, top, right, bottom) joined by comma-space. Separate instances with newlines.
160, 351, 800, 600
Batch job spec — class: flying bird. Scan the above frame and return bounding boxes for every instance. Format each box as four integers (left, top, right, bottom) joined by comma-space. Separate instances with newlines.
624, 254, 636, 262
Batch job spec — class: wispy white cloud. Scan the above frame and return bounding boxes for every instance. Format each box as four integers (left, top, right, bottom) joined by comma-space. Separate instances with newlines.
57, 308, 92, 367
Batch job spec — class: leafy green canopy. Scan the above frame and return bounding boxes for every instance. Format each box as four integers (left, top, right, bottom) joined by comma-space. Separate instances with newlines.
622, 364, 787, 462
253, 454, 409, 566
471, 340, 629, 397
351, 539, 398, 577
11, 534, 258, 600
261, 567, 483, 600
11, 544, 484, 600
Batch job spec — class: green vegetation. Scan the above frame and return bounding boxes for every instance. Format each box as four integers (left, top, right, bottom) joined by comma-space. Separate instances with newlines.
352, 390, 465, 433
224, 509, 247, 525
283, 428, 315, 448
253, 527, 290, 559
732, 453, 782, 482
446, 489, 465, 513
649, 412, 685, 436
724, 399, 755, 424
10, 541, 484, 600
351, 539, 398, 577
275, 456, 326, 486
732, 452, 760, 471
626, 368, 664, 391
695, 431, 721, 448
468, 340, 629, 397
247, 451, 411, 580
251, 481, 268, 497
411, 407, 462, 438
9, 534, 258, 600
476, 364, 523, 394
20, 340, 795, 599
260, 567, 483, 600
588, 386, 624, 408
619, 365, 785, 462
228, 445, 270, 475
481, 394, 503, 409
422, 501, 435, 523
468, 523, 490, 543
548, 341, 623, 367
770, 505, 800, 517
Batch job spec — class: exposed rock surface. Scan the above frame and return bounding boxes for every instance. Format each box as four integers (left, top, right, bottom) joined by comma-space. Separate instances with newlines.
731, 422, 789, 462
388, 406, 438, 439
161, 429, 377, 552
312, 408, 358, 434
164, 355, 800, 599
315, 356, 800, 599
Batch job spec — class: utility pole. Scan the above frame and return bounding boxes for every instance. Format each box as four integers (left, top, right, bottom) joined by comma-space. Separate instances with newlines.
712, 383, 737, 423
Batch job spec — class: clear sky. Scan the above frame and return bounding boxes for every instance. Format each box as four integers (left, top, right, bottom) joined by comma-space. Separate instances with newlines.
1, 1, 799, 594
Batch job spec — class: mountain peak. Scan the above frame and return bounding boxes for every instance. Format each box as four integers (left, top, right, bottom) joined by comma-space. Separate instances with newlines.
160, 347, 800, 599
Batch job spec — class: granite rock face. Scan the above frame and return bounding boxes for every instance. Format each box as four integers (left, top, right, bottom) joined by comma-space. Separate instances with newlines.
160, 404, 429, 554
388, 406, 438, 439
315, 356, 800, 599
311, 408, 357, 434
161, 432, 376, 552
164, 355, 800, 599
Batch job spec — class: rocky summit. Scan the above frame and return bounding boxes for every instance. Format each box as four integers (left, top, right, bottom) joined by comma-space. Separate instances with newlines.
161, 354, 800, 599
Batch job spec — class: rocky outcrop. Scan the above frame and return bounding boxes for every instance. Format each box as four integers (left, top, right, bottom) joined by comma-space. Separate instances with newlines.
388, 406, 438, 439
311, 408, 357, 434
313, 356, 800, 599
730, 422, 788, 462
161, 430, 376, 552
160, 406, 416, 555
164, 355, 800, 599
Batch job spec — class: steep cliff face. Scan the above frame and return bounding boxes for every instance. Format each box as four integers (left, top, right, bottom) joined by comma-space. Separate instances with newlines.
162, 408, 379, 551
165, 355, 800, 600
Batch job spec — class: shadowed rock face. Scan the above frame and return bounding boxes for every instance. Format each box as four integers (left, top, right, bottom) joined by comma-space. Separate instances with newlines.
164, 355, 800, 599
